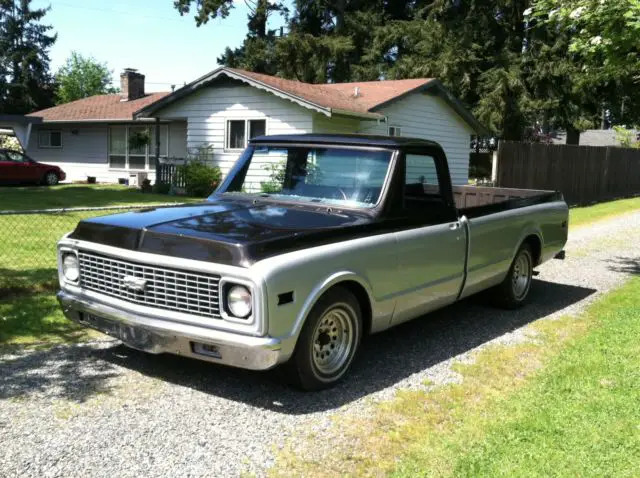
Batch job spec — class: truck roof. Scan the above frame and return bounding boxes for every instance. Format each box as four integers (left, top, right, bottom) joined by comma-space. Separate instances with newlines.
250, 133, 443, 150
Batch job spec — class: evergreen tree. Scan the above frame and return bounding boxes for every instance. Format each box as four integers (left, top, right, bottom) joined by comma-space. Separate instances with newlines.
174, 0, 639, 138
0, 0, 57, 114
174, 0, 287, 74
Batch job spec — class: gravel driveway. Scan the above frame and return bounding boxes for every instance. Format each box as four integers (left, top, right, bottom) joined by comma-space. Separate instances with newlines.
2, 211, 639, 477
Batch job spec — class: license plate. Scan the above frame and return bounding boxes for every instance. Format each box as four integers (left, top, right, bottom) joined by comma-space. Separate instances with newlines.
81, 313, 154, 350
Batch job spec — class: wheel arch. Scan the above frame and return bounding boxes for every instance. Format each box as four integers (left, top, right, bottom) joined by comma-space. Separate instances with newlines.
292, 272, 374, 339
522, 234, 542, 266
513, 226, 543, 267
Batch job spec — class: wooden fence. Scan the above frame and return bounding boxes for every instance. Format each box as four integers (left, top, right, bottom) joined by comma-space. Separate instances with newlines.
157, 163, 186, 188
496, 141, 640, 205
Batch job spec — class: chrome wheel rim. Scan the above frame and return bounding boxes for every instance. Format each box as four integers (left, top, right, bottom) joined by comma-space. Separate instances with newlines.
311, 305, 355, 376
512, 251, 532, 299
46, 173, 57, 185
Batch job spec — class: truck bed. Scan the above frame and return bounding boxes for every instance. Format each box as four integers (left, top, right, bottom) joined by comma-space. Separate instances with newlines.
454, 185, 562, 219
425, 184, 562, 219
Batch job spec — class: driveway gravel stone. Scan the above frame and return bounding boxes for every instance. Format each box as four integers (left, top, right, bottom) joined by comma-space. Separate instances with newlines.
1, 210, 639, 477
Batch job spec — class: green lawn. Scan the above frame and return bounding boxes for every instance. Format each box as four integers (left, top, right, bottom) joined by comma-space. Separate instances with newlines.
0, 184, 200, 293
570, 196, 640, 228
0, 183, 195, 211
274, 277, 640, 477
0, 293, 97, 346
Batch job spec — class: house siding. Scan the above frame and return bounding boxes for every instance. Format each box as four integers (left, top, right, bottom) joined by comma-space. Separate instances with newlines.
312, 113, 360, 134
357, 93, 473, 185
157, 85, 314, 179
25, 122, 187, 183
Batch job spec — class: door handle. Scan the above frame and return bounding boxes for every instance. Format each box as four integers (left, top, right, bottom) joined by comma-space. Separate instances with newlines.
449, 222, 460, 230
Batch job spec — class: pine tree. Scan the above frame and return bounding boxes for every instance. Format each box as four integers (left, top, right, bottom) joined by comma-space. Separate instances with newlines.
174, 0, 287, 74
0, 0, 57, 114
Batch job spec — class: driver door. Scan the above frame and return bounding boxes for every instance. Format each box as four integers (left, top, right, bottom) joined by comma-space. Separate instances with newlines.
391, 149, 466, 324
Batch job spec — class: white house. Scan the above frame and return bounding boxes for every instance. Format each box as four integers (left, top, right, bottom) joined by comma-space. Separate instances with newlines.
26, 67, 486, 185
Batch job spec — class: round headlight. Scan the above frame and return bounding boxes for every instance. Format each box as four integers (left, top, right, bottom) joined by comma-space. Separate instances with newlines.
227, 285, 252, 318
62, 253, 79, 282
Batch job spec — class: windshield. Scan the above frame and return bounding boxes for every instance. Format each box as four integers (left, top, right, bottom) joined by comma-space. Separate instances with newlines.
217, 145, 393, 208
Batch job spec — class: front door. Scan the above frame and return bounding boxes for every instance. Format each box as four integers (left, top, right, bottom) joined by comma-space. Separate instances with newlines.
391, 151, 466, 324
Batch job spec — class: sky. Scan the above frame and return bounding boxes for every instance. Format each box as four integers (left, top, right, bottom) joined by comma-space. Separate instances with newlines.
32, 0, 290, 92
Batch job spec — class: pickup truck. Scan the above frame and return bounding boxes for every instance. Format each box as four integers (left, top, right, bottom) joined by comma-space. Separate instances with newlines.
57, 134, 568, 390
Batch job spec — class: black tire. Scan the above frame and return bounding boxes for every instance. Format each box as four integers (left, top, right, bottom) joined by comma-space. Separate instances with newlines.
492, 243, 534, 309
43, 171, 59, 186
289, 287, 362, 391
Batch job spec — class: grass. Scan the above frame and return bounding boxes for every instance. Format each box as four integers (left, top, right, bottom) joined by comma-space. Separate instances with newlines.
0, 183, 196, 211
273, 277, 640, 477
0, 184, 201, 294
569, 196, 640, 228
0, 293, 98, 346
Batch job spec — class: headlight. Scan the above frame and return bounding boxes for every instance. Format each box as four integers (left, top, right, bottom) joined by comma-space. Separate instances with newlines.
62, 253, 79, 282
226, 285, 252, 318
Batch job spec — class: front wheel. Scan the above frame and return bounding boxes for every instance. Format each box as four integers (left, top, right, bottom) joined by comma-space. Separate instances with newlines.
43, 171, 59, 186
289, 287, 362, 391
492, 243, 534, 309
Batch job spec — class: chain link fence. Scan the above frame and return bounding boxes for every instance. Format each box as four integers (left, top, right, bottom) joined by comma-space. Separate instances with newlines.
0, 204, 182, 296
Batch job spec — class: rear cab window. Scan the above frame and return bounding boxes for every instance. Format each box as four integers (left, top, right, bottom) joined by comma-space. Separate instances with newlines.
400, 150, 456, 223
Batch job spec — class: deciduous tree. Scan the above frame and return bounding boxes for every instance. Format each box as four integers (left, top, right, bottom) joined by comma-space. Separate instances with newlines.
55, 52, 115, 104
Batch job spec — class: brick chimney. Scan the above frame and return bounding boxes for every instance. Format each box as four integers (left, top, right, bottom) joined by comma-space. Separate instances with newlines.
120, 68, 145, 101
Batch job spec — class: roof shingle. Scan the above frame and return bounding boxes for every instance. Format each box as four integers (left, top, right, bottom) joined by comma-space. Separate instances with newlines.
27, 92, 169, 122
227, 68, 434, 114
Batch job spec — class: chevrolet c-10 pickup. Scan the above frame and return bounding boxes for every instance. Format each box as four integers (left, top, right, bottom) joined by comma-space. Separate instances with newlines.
57, 134, 568, 390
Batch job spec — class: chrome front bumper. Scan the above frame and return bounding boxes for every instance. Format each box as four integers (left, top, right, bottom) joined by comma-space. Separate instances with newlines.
57, 290, 284, 370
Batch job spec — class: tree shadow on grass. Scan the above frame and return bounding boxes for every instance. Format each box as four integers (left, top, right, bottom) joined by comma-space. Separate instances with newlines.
0, 267, 58, 298
0, 293, 85, 345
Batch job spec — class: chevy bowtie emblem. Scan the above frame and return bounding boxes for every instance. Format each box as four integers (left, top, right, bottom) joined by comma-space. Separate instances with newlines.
122, 275, 147, 292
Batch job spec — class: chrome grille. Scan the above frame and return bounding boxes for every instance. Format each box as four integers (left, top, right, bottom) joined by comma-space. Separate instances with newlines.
78, 251, 221, 319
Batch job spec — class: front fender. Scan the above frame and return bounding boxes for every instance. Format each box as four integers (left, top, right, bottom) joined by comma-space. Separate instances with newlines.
291, 271, 375, 338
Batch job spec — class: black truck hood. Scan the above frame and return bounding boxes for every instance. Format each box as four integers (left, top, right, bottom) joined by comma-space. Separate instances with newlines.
69, 198, 379, 267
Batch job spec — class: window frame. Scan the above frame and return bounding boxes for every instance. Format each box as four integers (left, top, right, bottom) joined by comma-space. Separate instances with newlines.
108, 124, 170, 172
395, 147, 457, 223
388, 126, 402, 137
225, 118, 268, 152
38, 130, 63, 149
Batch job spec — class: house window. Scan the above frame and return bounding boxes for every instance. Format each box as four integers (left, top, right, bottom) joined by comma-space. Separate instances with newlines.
109, 126, 127, 169
388, 126, 401, 137
108, 125, 169, 170
38, 131, 62, 148
226, 119, 266, 150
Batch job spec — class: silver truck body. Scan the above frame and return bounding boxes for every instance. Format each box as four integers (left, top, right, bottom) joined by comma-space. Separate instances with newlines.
57, 135, 568, 377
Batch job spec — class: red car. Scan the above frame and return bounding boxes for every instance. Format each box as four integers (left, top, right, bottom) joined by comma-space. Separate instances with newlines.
0, 149, 66, 186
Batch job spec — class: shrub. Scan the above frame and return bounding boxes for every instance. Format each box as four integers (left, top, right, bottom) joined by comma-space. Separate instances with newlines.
179, 160, 222, 197
140, 178, 153, 193
152, 182, 171, 195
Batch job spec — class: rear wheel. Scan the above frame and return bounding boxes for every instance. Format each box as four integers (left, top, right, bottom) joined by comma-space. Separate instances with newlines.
43, 171, 59, 186
289, 287, 362, 391
492, 243, 533, 309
